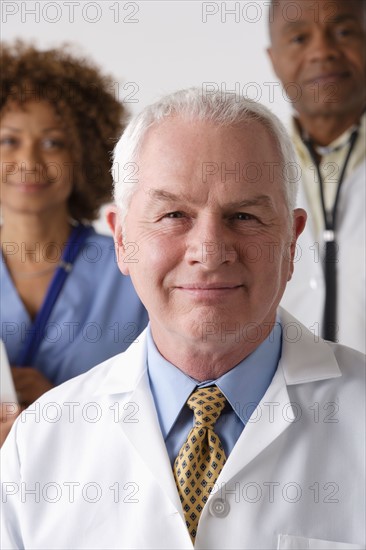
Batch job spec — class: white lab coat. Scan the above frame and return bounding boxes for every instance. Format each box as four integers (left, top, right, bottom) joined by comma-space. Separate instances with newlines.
1, 310, 365, 550
281, 160, 366, 354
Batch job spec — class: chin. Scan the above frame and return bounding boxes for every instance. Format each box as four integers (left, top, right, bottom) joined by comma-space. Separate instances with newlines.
302, 99, 354, 118
184, 310, 245, 343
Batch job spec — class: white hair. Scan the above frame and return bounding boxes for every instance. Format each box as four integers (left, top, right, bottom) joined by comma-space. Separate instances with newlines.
112, 87, 300, 227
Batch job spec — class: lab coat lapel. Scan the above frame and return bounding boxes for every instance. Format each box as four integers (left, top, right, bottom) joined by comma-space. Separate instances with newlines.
118, 367, 184, 513
218, 308, 341, 486
97, 331, 184, 515
218, 363, 292, 485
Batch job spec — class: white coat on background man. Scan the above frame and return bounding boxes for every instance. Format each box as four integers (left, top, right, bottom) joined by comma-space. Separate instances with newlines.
281, 160, 366, 353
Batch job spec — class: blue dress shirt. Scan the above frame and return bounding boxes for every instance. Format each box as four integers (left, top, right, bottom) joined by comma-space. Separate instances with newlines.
147, 322, 282, 465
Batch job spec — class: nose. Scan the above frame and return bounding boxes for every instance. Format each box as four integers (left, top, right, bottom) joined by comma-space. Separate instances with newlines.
19, 141, 42, 167
186, 214, 238, 269
18, 142, 44, 183
307, 29, 340, 63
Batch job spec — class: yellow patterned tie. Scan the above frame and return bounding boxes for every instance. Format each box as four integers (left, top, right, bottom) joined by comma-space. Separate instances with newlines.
173, 386, 227, 542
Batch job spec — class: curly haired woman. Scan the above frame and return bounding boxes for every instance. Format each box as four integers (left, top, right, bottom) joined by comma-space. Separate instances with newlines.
0, 42, 148, 443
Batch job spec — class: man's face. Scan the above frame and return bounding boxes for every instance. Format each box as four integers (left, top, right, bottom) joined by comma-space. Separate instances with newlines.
268, 0, 366, 118
111, 117, 305, 350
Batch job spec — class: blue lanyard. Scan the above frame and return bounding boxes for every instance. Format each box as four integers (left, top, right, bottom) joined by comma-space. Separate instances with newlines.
16, 224, 93, 366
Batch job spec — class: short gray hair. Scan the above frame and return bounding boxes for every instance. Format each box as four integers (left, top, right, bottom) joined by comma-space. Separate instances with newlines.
112, 87, 300, 227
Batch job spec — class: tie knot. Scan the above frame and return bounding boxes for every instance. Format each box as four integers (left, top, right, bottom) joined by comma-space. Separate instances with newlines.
187, 386, 226, 429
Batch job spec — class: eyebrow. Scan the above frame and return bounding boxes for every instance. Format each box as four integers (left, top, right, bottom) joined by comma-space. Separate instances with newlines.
148, 189, 194, 204
0, 126, 64, 133
281, 13, 358, 31
226, 196, 274, 210
148, 189, 274, 209
0, 126, 22, 132
329, 14, 360, 24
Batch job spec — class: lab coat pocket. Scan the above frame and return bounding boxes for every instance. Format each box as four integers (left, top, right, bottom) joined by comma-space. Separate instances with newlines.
277, 534, 364, 549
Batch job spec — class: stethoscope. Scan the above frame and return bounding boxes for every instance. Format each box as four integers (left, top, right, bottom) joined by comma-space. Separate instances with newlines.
302, 126, 359, 342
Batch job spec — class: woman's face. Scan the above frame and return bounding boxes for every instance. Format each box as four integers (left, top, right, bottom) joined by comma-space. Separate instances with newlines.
0, 100, 74, 218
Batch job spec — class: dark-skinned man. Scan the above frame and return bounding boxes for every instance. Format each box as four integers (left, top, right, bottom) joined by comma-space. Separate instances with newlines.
268, 0, 365, 353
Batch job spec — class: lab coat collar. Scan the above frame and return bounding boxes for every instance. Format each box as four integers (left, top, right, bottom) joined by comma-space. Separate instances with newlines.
94, 310, 341, 398
95, 310, 341, 398
278, 307, 342, 385
93, 329, 149, 396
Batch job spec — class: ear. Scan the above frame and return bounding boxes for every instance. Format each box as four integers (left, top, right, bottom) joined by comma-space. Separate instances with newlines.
287, 208, 307, 281
106, 206, 130, 276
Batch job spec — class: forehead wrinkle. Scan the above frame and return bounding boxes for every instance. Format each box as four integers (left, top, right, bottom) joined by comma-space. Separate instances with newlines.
281, 20, 307, 29
146, 188, 204, 207
144, 189, 277, 213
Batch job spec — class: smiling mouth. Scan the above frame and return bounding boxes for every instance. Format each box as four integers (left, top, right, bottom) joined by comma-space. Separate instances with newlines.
306, 71, 350, 85
7, 182, 52, 192
176, 284, 243, 299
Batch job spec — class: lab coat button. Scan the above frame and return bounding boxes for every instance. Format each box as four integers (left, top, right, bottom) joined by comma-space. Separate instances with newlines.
309, 277, 318, 290
208, 498, 230, 518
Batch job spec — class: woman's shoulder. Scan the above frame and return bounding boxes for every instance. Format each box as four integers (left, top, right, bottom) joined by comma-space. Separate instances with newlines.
74, 226, 117, 274
84, 227, 115, 257
84, 227, 114, 246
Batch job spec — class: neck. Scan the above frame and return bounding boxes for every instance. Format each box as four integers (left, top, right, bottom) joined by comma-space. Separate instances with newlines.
1, 209, 72, 266
150, 321, 273, 382
296, 110, 363, 146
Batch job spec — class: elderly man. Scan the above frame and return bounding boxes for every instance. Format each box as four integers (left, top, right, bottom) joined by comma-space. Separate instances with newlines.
268, 0, 366, 353
1, 89, 364, 549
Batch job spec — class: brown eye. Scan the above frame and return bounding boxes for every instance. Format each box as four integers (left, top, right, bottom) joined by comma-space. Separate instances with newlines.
42, 138, 66, 150
0, 136, 18, 147
335, 27, 353, 38
290, 34, 307, 44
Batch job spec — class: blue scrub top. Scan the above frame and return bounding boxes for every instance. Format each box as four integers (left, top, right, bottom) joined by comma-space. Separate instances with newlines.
0, 229, 148, 385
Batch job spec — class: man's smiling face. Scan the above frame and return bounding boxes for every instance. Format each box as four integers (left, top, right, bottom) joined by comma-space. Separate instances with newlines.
114, 116, 305, 351
268, 0, 366, 119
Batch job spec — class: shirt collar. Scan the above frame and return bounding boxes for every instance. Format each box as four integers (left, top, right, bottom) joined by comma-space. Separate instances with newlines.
291, 112, 366, 159
147, 321, 282, 440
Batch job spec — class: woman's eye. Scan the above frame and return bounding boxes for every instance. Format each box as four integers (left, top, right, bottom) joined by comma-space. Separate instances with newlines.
0, 136, 18, 147
42, 138, 66, 150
